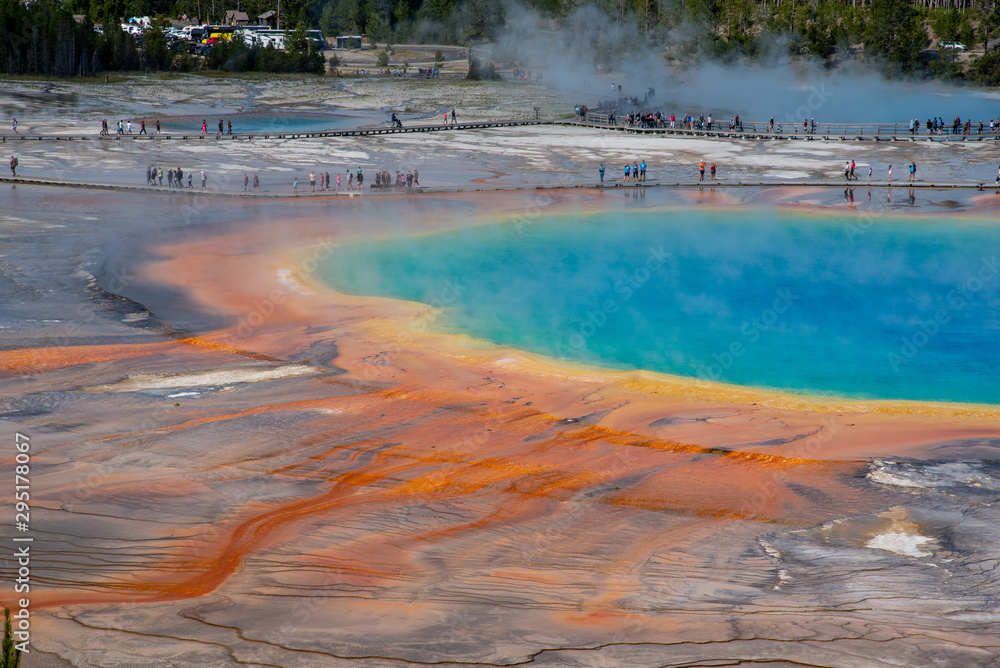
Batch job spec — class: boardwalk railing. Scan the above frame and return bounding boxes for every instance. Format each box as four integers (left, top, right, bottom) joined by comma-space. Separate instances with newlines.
572, 116, 998, 139
3, 117, 999, 143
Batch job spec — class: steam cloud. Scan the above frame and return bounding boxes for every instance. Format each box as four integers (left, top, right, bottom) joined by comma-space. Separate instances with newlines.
488, 2, 1000, 124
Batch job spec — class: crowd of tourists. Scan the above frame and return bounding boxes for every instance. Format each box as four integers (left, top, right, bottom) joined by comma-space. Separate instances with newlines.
290, 167, 420, 194
909, 116, 1000, 135
145, 164, 209, 189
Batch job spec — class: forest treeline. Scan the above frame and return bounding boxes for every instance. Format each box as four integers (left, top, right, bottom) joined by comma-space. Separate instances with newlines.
2, 0, 1000, 83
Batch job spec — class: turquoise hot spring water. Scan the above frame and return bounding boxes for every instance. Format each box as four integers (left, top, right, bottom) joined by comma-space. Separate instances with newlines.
320, 208, 1000, 405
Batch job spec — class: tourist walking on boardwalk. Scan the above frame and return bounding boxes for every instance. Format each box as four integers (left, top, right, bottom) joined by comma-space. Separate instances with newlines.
157, 167, 163, 185
293, 177, 298, 195
336, 172, 341, 190
850, 160, 856, 180
710, 163, 717, 180
127, 120, 132, 134
254, 173, 259, 190
155, 119, 161, 134
9, 155, 17, 176
201, 171, 207, 188
443, 112, 448, 126
244, 174, 249, 192
167, 168, 174, 187
12, 118, 17, 134
325, 171, 331, 190
100, 119, 107, 135
698, 160, 706, 181
347, 171, 353, 190
357, 167, 364, 189
640, 161, 646, 181
909, 162, 916, 182
201, 120, 207, 136
624, 163, 630, 183
599, 163, 605, 184
176, 166, 183, 187
227, 121, 232, 135
413, 169, 418, 186
888, 165, 892, 183
451, 109, 457, 125
845, 161, 850, 181
139, 120, 146, 134
310, 171, 316, 192
218, 120, 224, 135
633, 163, 639, 182
187, 173, 192, 188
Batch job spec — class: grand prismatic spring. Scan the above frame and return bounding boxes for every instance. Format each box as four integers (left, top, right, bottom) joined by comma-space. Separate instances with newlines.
2, 75, 1000, 667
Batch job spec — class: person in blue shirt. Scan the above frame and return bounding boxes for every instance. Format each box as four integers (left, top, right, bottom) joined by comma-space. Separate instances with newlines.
624, 163, 630, 182
640, 161, 647, 181
599, 163, 605, 184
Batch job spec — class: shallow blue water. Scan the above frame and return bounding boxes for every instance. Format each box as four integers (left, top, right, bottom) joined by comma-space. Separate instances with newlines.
321, 209, 1000, 404
153, 111, 364, 134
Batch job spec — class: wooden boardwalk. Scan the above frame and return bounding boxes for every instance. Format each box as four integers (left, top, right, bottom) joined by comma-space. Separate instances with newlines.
3, 118, 1000, 143
2, 175, 995, 197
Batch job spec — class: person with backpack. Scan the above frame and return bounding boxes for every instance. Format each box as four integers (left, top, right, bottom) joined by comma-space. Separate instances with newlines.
9, 154, 18, 176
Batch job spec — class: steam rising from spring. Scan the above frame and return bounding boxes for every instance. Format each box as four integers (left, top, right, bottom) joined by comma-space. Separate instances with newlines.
489, 2, 1000, 123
